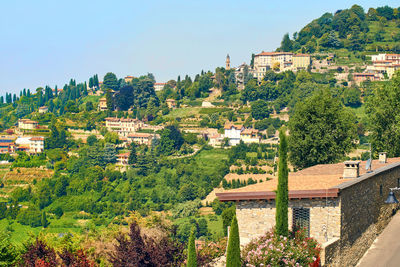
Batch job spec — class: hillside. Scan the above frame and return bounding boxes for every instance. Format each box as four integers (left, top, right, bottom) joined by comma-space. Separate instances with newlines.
278, 5, 400, 53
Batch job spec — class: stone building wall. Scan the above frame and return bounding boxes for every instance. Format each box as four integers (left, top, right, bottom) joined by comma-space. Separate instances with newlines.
327, 163, 400, 266
236, 198, 340, 245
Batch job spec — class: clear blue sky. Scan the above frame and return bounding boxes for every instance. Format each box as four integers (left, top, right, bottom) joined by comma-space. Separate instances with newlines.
0, 0, 398, 95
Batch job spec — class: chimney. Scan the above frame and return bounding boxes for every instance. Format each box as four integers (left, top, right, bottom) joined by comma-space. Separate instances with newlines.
379, 152, 387, 163
343, 161, 360, 178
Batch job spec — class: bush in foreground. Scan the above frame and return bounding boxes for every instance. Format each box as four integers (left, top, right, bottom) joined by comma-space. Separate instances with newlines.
242, 229, 320, 266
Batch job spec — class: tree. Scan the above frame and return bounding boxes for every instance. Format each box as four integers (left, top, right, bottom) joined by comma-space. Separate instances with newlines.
110, 222, 184, 267
103, 72, 119, 91
343, 87, 362, 107
289, 89, 357, 169
186, 228, 197, 267
251, 100, 272, 120
21, 238, 58, 267
127, 143, 137, 165
106, 89, 113, 111
226, 215, 240, 267
366, 72, 400, 156
276, 130, 289, 237
104, 143, 117, 164
157, 125, 184, 155
222, 206, 236, 236
41, 211, 49, 228
86, 135, 98, 146
280, 33, 293, 52
0, 232, 18, 266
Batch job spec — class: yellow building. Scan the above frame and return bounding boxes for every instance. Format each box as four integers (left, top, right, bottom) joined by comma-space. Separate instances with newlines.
292, 54, 311, 70
98, 98, 108, 111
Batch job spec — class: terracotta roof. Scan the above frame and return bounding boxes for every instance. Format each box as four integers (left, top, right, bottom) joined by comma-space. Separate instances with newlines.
105, 117, 120, 122
256, 51, 293, 56
0, 143, 13, 146
224, 123, 243, 130
117, 152, 130, 157
217, 158, 400, 201
154, 83, 166, 85
19, 119, 38, 124
39, 106, 48, 109
30, 137, 44, 141
166, 99, 176, 102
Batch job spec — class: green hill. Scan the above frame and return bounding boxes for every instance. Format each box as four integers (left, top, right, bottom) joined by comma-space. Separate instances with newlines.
278, 5, 400, 53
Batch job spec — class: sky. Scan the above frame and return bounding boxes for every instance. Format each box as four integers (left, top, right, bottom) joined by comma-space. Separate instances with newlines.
0, 0, 398, 95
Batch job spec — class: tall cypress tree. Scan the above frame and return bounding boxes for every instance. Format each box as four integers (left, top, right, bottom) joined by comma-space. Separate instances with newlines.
275, 129, 289, 236
41, 211, 48, 228
128, 142, 137, 165
186, 228, 197, 267
226, 214, 240, 267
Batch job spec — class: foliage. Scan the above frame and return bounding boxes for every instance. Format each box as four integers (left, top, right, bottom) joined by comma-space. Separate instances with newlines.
289, 89, 357, 169
186, 228, 197, 267
128, 143, 137, 165
17, 207, 42, 227
221, 206, 235, 236
251, 100, 272, 120
366, 72, 400, 156
109, 222, 185, 267
242, 229, 320, 266
226, 215, 240, 267
0, 232, 19, 266
157, 125, 184, 155
276, 130, 289, 237
171, 199, 201, 219
20, 238, 58, 267
197, 238, 227, 266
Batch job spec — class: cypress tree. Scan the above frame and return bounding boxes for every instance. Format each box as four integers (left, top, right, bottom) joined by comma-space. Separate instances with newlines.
275, 129, 289, 236
186, 227, 197, 267
226, 215, 240, 267
41, 211, 48, 228
128, 142, 137, 165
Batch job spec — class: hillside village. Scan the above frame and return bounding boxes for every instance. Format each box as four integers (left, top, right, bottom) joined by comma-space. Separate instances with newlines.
1, 4, 400, 266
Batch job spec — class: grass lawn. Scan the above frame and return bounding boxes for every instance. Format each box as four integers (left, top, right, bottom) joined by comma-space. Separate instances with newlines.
196, 148, 228, 164
165, 107, 202, 119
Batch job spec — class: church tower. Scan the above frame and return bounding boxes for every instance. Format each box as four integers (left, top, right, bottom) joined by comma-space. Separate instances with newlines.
226, 54, 230, 70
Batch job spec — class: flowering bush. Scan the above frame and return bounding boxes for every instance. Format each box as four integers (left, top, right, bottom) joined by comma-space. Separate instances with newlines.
242, 229, 321, 267
197, 238, 227, 266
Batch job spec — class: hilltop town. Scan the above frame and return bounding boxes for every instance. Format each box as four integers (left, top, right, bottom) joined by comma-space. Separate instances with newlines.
1, 4, 400, 267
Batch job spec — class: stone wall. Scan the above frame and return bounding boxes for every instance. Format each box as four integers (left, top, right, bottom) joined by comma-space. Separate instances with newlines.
327, 162, 400, 266
236, 198, 340, 245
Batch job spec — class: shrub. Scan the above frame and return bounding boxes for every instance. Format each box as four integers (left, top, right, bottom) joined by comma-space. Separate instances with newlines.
242, 229, 321, 266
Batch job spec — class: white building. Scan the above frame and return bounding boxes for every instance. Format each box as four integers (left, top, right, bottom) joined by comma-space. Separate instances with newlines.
38, 106, 48, 114
18, 119, 39, 130
15, 136, 44, 153
105, 117, 144, 137
241, 128, 260, 144
127, 132, 153, 146
224, 124, 244, 146
154, 83, 166, 91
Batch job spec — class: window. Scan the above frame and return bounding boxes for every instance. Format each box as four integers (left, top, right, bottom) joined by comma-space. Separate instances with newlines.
397, 178, 400, 188
292, 207, 310, 237
380, 185, 383, 196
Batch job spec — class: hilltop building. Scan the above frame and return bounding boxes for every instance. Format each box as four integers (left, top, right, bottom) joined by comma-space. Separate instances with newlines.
98, 97, 108, 111
127, 132, 154, 146
18, 119, 39, 130
226, 54, 231, 70
366, 53, 400, 79
253, 51, 311, 80
105, 117, 144, 137
124, 76, 134, 83
217, 155, 400, 266
154, 83, 166, 91
38, 106, 48, 114
166, 99, 177, 109
15, 136, 44, 153
223, 124, 260, 146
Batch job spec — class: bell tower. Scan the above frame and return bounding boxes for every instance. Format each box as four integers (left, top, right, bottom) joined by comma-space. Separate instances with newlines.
226, 54, 230, 70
